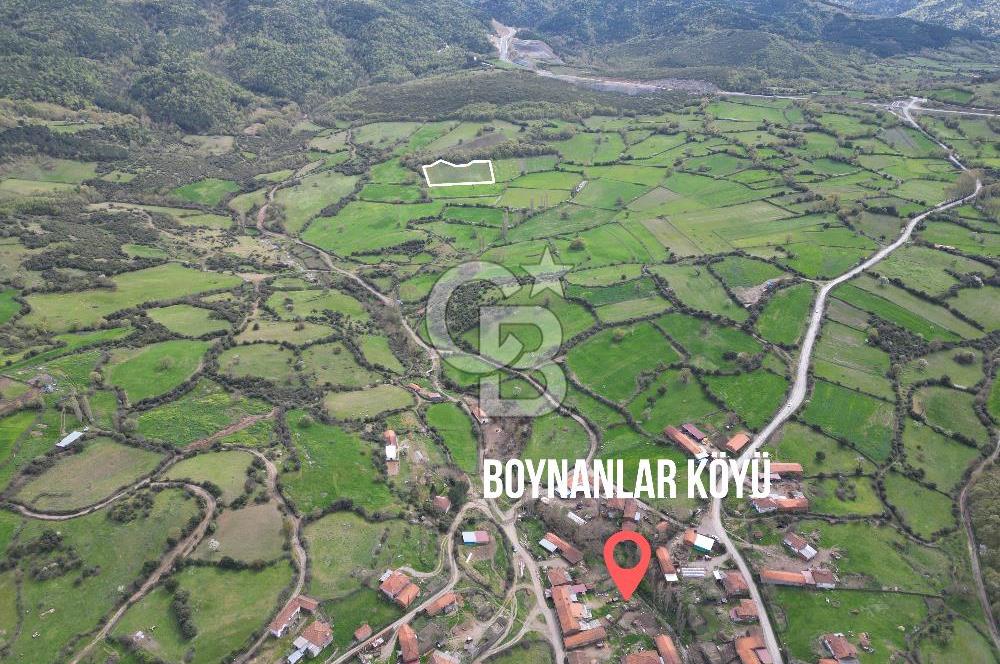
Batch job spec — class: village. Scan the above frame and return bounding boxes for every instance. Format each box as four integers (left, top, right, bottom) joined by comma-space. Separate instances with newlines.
244, 412, 872, 664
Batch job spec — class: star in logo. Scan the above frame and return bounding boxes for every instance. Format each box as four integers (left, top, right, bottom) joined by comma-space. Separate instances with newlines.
521, 247, 570, 298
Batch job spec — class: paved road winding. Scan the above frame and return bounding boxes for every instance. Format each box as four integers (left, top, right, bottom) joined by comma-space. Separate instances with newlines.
701, 96, 983, 664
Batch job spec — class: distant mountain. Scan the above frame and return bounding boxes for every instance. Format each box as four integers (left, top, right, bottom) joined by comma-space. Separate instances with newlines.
0, 0, 991, 133
466, 0, 976, 54
0, 0, 492, 132
833, 0, 999, 37
460, 0, 984, 92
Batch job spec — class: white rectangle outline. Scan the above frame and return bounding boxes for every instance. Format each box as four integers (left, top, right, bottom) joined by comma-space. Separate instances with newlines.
421, 159, 496, 187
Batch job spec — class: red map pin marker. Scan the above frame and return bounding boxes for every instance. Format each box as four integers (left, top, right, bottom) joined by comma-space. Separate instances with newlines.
603, 530, 651, 601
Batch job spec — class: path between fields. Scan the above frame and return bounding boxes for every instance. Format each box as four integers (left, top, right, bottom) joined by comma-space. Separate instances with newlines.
233, 449, 307, 664
69, 482, 217, 664
700, 96, 984, 664
183, 408, 278, 451
9, 478, 154, 521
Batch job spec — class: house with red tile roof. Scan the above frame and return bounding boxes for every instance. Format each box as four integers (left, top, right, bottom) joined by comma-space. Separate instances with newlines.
430, 651, 461, 664
809, 568, 838, 589
822, 633, 860, 663
552, 585, 583, 635
769, 462, 803, 477
396, 583, 420, 608
432, 495, 452, 513
547, 567, 572, 587
654, 634, 682, 664
783, 532, 817, 560
622, 651, 661, 664
398, 624, 420, 664
752, 493, 809, 513
466, 400, 489, 425
730, 599, 759, 623
760, 568, 836, 589
540, 532, 583, 565
379, 570, 421, 608
461, 530, 490, 545
424, 591, 460, 617
268, 595, 320, 637
760, 569, 810, 587
735, 633, 770, 664
721, 570, 750, 597
681, 423, 707, 441
293, 620, 333, 657
664, 426, 708, 459
725, 432, 751, 454
655, 546, 679, 582
623, 499, 641, 523
564, 626, 606, 650
682, 529, 716, 554
353, 624, 372, 642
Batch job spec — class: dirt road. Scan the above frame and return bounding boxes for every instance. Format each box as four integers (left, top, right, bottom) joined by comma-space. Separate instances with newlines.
701, 95, 983, 664
69, 482, 217, 664
232, 449, 308, 664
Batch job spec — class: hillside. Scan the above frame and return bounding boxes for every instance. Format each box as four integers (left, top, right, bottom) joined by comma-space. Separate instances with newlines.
834, 0, 1000, 37
467, 0, 974, 53
0, 0, 491, 132
0, 0, 994, 134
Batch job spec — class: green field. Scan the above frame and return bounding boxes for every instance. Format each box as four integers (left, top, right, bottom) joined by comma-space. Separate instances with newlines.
108, 339, 209, 403
304, 511, 437, 599
10, 488, 199, 662
265, 288, 369, 321
282, 410, 400, 515
772, 588, 927, 663
148, 304, 230, 336
14, 438, 163, 511
0, 288, 19, 325
808, 476, 883, 516
322, 384, 414, 420
522, 411, 590, 462
166, 450, 254, 505
756, 283, 814, 346
648, 263, 748, 321
218, 343, 299, 384
912, 385, 988, 443
883, 471, 956, 538
300, 342, 378, 387
566, 323, 677, 402
425, 401, 478, 473
768, 422, 872, 475
359, 335, 405, 373
194, 501, 286, 562
802, 380, 895, 461
236, 320, 332, 345
114, 563, 291, 664
22, 264, 242, 331
273, 169, 359, 234
702, 370, 787, 430
423, 159, 494, 185
172, 177, 239, 205
136, 379, 272, 447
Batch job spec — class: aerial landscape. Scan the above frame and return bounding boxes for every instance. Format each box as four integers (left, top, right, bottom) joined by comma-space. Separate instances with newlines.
0, 1, 999, 663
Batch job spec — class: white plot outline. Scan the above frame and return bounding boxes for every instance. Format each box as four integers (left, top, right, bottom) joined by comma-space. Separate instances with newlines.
421, 158, 496, 187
